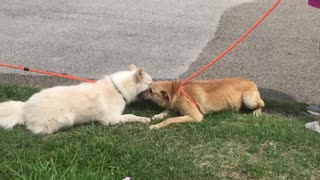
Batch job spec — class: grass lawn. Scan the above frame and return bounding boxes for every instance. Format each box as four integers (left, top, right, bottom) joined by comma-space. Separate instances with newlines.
0, 83, 319, 180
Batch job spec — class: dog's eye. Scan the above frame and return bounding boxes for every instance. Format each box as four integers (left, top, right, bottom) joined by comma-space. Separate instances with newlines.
149, 88, 154, 94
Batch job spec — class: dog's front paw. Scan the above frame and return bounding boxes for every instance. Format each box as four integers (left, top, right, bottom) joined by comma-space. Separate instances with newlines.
140, 117, 151, 123
149, 124, 161, 129
152, 114, 166, 120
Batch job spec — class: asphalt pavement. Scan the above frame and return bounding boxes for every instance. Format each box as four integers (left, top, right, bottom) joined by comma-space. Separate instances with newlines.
0, 0, 319, 103
0, 0, 253, 78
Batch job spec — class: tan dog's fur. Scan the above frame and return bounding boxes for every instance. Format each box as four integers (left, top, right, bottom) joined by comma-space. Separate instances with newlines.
139, 77, 265, 129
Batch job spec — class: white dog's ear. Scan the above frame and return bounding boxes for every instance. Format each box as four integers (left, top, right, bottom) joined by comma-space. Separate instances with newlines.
129, 64, 138, 71
135, 69, 144, 82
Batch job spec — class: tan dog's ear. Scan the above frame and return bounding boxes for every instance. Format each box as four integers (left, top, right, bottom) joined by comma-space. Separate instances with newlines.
135, 69, 144, 82
129, 64, 138, 71
160, 90, 171, 102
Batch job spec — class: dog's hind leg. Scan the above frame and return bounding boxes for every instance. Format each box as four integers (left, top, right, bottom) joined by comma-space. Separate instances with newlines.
242, 89, 265, 116
26, 113, 76, 134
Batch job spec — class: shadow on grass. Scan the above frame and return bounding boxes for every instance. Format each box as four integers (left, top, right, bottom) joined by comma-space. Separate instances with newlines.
259, 88, 312, 120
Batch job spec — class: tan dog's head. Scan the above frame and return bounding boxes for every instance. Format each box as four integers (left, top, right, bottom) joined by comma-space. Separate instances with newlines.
138, 81, 177, 109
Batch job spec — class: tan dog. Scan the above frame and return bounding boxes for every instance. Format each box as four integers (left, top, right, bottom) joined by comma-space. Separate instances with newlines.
139, 77, 265, 129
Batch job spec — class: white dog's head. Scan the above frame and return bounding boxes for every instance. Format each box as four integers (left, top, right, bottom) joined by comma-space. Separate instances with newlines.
109, 64, 153, 103
128, 64, 153, 94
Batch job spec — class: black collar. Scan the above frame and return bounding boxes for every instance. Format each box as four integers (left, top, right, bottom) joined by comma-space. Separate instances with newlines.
110, 77, 128, 104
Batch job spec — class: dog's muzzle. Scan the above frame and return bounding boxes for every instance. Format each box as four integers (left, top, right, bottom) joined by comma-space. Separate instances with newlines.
138, 90, 150, 101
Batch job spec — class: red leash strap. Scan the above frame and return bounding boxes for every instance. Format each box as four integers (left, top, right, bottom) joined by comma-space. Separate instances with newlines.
181, 88, 202, 114
175, 0, 281, 110
175, 84, 202, 113
0, 63, 95, 83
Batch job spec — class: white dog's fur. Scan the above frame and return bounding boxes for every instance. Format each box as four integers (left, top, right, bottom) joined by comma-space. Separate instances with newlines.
0, 65, 152, 134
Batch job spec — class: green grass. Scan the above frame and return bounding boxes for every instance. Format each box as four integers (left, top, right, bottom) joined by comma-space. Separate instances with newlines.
0, 83, 319, 180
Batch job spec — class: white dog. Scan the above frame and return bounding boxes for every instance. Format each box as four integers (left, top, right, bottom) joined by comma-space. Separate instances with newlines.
0, 64, 152, 134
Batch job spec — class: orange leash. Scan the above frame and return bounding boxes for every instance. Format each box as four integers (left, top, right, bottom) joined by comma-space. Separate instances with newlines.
180, 87, 202, 114
175, 0, 281, 112
0, 63, 95, 83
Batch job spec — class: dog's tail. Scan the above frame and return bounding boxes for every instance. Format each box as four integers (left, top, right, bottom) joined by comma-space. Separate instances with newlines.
0, 101, 25, 129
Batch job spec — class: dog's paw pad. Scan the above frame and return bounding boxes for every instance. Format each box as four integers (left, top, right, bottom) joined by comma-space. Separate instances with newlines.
253, 110, 261, 117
